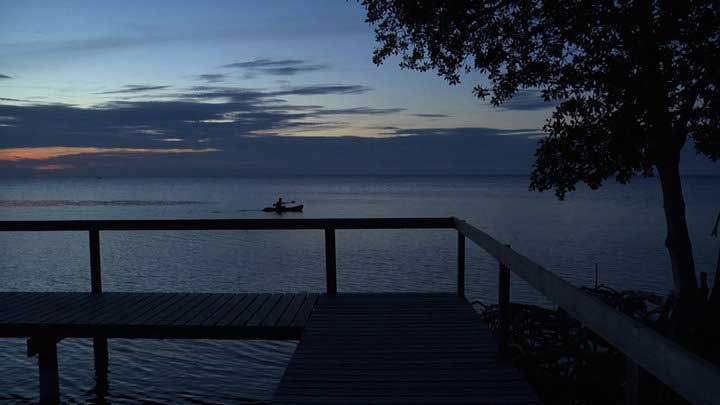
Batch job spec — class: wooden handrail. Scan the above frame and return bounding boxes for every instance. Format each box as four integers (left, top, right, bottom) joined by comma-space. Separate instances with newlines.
453, 218, 720, 405
0, 217, 455, 232
3, 216, 718, 403
0, 217, 457, 297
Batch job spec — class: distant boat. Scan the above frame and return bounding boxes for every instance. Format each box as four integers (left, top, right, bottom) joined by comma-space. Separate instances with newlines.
262, 204, 303, 213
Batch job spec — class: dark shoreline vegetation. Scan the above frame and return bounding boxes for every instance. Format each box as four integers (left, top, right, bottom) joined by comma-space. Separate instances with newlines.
476, 283, 720, 405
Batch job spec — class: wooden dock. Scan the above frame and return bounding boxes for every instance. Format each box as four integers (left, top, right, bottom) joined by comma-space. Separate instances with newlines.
273, 293, 538, 404
0, 292, 318, 340
2, 218, 719, 405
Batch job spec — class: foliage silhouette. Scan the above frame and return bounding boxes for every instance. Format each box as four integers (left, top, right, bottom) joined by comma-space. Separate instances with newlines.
360, 0, 720, 321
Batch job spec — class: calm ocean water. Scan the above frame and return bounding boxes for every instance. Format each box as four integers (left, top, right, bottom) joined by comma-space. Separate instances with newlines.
0, 176, 718, 403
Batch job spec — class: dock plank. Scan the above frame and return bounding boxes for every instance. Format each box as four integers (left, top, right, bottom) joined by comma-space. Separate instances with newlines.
275, 294, 307, 327
0, 292, 312, 339
0, 293, 53, 319
1, 293, 72, 324
205, 294, 253, 326
273, 293, 539, 405
263, 294, 301, 327
185, 294, 236, 325
226, 293, 270, 326
154, 293, 210, 326
134, 293, 188, 325
129, 293, 185, 325
94, 293, 160, 325
172, 294, 226, 325
290, 293, 319, 328
246, 294, 284, 327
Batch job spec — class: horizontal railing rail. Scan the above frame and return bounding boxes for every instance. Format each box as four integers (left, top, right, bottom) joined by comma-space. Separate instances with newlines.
0, 217, 455, 232
1, 216, 718, 404
0, 217, 456, 298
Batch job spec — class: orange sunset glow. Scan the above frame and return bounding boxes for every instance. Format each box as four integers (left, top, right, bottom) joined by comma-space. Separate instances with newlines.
0, 147, 222, 161
33, 164, 76, 171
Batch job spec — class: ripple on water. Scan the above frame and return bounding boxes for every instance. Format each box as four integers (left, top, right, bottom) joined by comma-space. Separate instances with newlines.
0, 339, 297, 403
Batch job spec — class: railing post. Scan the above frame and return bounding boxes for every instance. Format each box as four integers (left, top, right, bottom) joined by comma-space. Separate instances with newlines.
498, 244, 511, 358
89, 228, 108, 395
324, 228, 337, 295
625, 358, 640, 405
625, 357, 651, 405
89, 229, 102, 294
457, 232, 465, 297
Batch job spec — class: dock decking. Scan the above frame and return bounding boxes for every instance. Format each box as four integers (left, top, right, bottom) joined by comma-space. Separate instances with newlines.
0, 292, 318, 339
273, 293, 539, 405
0, 291, 538, 404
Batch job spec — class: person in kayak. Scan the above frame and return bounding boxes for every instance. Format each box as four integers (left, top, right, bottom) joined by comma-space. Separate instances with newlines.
273, 197, 286, 210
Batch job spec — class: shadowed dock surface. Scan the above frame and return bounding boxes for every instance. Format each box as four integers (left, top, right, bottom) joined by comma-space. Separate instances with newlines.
0, 292, 318, 339
0, 291, 539, 404
273, 293, 539, 405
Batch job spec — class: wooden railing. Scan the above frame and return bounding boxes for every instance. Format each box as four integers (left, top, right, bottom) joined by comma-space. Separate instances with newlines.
0, 218, 454, 295
454, 218, 720, 405
1, 217, 719, 404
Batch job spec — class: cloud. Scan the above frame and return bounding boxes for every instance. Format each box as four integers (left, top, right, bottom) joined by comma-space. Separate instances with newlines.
0, 74, 11, 80
388, 127, 541, 137
0, 79, 568, 178
0, 36, 178, 67
97, 85, 171, 95
272, 84, 371, 96
221, 59, 305, 69
412, 113, 450, 118
497, 90, 555, 111
220, 58, 329, 77
0, 128, 544, 176
195, 74, 227, 83
0, 85, 553, 176
169, 84, 373, 103
318, 107, 405, 115
0, 83, 385, 153
367, 125, 400, 130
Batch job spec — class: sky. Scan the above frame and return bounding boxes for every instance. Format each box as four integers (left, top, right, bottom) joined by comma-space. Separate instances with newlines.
0, 0, 717, 177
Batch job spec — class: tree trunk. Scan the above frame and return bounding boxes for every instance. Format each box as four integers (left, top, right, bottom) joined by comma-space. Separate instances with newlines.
656, 162, 698, 297
706, 248, 720, 362
656, 161, 700, 341
711, 211, 720, 312
710, 248, 720, 310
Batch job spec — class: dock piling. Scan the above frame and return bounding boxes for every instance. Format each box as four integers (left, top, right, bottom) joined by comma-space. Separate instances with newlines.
27, 338, 60, 404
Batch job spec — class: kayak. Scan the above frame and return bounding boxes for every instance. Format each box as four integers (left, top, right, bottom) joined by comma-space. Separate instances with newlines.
262, 204, 303, 213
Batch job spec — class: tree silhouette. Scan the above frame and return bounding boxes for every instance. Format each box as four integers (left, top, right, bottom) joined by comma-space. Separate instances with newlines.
361, 0, 719, 318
